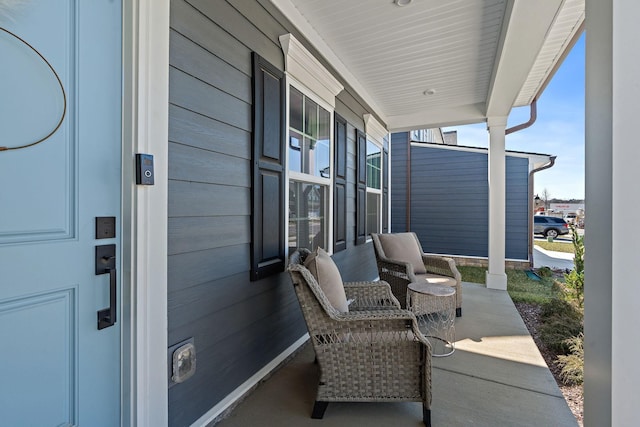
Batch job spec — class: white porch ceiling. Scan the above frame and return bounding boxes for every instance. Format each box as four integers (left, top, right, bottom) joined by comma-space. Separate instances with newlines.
269, 0, 584, 132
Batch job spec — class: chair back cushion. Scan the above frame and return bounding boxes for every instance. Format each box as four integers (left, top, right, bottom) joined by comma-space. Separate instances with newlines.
303, 247, 349, 313
377, 233, 426, 274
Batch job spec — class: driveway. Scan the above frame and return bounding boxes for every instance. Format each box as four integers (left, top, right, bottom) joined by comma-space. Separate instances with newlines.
532, 245, 575, 270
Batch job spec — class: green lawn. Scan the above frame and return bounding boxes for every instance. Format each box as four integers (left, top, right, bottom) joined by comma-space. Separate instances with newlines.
458, 265, 561, 304
534, 240, 574, 254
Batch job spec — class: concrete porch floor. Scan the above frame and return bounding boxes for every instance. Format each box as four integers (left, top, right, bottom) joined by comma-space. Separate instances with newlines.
215, 282, 578, 427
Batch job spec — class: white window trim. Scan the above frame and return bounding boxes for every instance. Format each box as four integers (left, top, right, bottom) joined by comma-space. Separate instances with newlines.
365, 138, 383, 239
284, 82, 335, 256
364, 114, 388, 239
281, 33, 342, 257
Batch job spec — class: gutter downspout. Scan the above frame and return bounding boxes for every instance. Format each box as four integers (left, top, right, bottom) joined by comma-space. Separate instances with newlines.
503, 97, 548, 267
406, 132, 412, 231
506, 98, 537, 135
528, 155, 557, 267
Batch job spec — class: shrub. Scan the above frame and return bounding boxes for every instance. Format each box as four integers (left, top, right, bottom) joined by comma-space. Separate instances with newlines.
536, 266, 554, 277
563, 224, 584, 308
556, 333, 584, 385
539, 299, 583, 354
540, 298, 580, 319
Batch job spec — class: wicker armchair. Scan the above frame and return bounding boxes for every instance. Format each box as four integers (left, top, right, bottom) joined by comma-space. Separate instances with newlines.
371, 232, 463, 317
288, 249, 432, 426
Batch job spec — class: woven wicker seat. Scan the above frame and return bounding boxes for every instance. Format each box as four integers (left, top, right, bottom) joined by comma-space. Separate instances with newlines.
288, 249, 432, 426
371, 232, 463, 317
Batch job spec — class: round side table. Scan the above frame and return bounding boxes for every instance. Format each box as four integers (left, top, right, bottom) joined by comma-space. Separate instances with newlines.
407, 282, 456, 357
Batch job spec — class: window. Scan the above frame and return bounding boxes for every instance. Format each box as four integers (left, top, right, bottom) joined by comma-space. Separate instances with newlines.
359, 113, 389, 243
366, 140, 382, 235
251, 35, 342, 280
287, 87, 332, 252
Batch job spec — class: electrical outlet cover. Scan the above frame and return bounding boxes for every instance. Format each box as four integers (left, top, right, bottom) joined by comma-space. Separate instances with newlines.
172, 342, 196, 383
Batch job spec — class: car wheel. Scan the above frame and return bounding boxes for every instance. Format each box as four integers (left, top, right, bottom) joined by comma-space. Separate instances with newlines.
545, 229, 559, 238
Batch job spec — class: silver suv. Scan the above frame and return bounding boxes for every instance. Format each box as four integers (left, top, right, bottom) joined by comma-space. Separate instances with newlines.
534, 216, 570, 238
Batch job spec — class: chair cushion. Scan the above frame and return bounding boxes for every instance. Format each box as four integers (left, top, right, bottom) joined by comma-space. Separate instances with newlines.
377, 233, 426, 274
304, 247, 349, 313
415, 273, 457, 288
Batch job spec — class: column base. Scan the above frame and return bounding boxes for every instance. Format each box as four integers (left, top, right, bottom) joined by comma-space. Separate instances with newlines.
486, 271, 507, 290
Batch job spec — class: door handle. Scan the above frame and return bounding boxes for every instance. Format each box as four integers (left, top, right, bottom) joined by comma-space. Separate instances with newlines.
97, 268, 117, 330
96, 244, 117, 330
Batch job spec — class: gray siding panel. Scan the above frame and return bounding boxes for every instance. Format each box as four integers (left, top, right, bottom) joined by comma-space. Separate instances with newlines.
168, 245, 250, 293
170, 67, 251, 131
399, 143, 530, 260
169, 105, 251, 159
168, 181, 250, 218
169, 142, 250, 186
170, 30, 252, 103
171, 0, 252, 75
168, 1, 381, 425
391, 132, 408, 232
505, 157, 529, 260
187, 0, 284, 69
168, 216, 250, 256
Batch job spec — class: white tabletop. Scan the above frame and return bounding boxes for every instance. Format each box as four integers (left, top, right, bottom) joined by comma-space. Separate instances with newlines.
408, 282, 456, 297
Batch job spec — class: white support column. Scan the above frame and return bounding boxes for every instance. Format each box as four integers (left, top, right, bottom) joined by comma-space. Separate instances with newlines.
486, 117, 508, 290
611, 1, 640, 425
584, 1, 612, 425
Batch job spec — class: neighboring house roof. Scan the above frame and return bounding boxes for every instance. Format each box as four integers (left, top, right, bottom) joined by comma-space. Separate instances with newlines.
269, 0, 584, 131
408, 139, 554, 170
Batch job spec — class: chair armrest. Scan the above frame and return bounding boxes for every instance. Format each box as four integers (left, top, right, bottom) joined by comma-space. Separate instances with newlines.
343, 281, 401, 309
376, 256, 415, 277
422, 254, 461, 280
330, 310, 431, 347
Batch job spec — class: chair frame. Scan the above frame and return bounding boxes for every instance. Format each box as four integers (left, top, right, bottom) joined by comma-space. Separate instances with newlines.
371, 232, 463, 317
288, 249, 432, 426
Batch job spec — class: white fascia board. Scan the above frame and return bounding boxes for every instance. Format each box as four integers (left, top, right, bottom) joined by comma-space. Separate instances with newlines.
271, 0, 388, 122
486, 0, 564, 117
364, 113, 388, 144
280, 34, 343, 107
410, 141, 553, 164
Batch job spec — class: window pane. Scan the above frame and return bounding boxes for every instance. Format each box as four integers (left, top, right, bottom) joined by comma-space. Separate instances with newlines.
304, 97, 318, 139
289, 181, 328, 252
312, 137, 330, 178
318, 108, 330, 140
366, 141, 381, 189
290, 87, 303, 131
289, 131, 302, 173
289, 90, 331, 179
366, 192, 380, 235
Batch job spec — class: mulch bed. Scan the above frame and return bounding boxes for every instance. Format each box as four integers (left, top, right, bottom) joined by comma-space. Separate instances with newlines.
514, 302, 583, 426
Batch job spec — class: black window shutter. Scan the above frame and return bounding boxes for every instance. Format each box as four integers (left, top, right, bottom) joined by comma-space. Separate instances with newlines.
251, 53, 286, 281
333, 114, 347, 253
355, 129, 367, 245
382, 146, 389, 233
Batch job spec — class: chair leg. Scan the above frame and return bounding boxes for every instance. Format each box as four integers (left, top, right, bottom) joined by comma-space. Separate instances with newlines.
311, 401, 328, 419
456, 307, 462, 317
423, 406, 431, 427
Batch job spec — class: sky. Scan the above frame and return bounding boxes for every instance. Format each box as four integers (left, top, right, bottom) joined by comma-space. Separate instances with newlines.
443, 34, 585, 200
